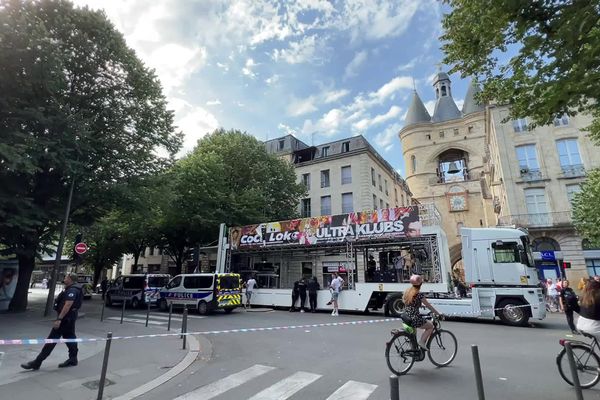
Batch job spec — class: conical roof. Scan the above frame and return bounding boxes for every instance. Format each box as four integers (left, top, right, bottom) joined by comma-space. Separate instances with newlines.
432, 96, 462, 122
405, 91, 431, 126
462, 80, 484, 115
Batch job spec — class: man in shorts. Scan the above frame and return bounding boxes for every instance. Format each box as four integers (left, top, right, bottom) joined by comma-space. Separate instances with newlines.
244, 276, 257, 309
328, 272, 344, 316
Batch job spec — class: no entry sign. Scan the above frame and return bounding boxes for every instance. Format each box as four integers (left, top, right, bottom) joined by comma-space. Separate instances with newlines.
74, 242, 88, 255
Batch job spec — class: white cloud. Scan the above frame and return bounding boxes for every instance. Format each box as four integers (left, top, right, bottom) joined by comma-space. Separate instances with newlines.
344, 50, 368, 78
396, 57, 419, 72
206, 99, 222, 106
323, 89, 350, 104
287, 96, 318, 117
265, 74, 280, 86
278, 123, 298, 136
374, 123, 402, 152
272, 35, 320, 64
371, 76, 413, 102
216, 62, 229, 72
424, 100, 436, 115
371, 105, 402, 125
169, 98, 219, 154
302, 108, 344, 136
242, 58, 259, 78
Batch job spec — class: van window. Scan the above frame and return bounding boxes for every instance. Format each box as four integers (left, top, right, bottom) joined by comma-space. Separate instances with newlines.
123, 276, 144, 289
492, 242, 519, 263
219, 275, 240, 289
166, 276, 182, 289
148, 276, 169, 288
183, 276, 214, 289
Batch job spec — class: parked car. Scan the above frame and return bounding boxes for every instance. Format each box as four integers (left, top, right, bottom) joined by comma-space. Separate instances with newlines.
77, 274, 94, 300
105, 274, 170, 308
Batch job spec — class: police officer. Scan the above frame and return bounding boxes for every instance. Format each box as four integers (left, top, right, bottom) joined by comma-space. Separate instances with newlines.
21, 272, 83, 370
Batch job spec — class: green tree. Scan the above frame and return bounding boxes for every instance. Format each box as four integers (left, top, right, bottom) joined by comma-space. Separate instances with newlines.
159, 129, 305, 274
441, 0, 600, 137
572, 170, 600, 246
0, 0, 181, 311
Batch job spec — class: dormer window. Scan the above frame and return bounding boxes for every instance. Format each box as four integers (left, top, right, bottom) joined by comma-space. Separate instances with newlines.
278, 139, 285, 150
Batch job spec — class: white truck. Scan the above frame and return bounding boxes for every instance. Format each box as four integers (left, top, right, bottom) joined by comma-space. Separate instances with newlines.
218, 205, 546, 326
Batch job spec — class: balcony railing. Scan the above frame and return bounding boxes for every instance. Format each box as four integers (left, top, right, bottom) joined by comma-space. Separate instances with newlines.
562, 164, 585, 178
519, 168, 543, 181
497, 211, 573, 228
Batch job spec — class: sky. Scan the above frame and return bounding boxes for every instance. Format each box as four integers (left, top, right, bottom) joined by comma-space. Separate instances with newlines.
73, 0, 472, 177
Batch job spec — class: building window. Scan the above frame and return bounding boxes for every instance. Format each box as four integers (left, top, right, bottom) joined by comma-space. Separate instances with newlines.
441, 85, 447, 96
454, 128, 459, 136
513, 118, 529, 133
426, 134, 431, 140
566, 184, 581, 206
524, 188, 550, 226
439, 131, 445, 138
515, 144, 540, 177
371, 168, 376, 186
342, 193, 353, 213
385, 202, 389, 209
149, 247, 155, 256
401, 193, 405, 206
384, 179, 389, 195
586, 259, 600, 277
321, 146, 329, 157
554, 114, 570, 127
395, 188, 398, 203
341, 166, 352, 185
341, 141, 350, 153
556, 139, 582, 167
278, 139, 285, 150
411, 155, 416, 173
468, 126, 473, 133
320, 195, 331, 215
373, 194, 377, 209
380, 199, 384, 209
320, 170, 330, 188
301, 173, 310, 190
378, 174, 382, 191
301, 198, 311, 217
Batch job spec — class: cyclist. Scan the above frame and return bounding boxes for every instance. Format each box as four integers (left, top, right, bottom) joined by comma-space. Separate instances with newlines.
576, 279, 600, 337
403, 274, 442, 350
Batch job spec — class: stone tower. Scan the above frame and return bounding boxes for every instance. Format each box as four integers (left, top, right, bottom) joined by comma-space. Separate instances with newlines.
399, 71, 495, 267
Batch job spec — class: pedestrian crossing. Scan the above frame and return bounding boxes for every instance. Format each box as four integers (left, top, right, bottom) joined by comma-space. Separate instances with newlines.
106, 313, 205, 326
172, 364, 379, 400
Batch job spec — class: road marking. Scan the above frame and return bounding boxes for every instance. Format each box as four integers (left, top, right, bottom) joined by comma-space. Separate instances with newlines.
247, 371, 321, 400
128, 314, 205, 321
106, 317, 164, 325
173, 364, 275, 400
326, 380, 378, 400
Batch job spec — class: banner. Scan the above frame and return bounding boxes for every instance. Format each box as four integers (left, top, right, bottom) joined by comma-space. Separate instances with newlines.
229, 207, 421, 250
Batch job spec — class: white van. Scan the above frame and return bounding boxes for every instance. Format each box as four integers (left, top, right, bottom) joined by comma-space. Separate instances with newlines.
105, 274, 170, 308
158, 273, 242, 315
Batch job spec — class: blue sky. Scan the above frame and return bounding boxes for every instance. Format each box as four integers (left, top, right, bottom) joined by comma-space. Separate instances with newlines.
74, 0, 471, 177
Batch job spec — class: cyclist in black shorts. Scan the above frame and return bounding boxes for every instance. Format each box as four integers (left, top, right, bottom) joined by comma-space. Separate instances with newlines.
403, 274, 441, 350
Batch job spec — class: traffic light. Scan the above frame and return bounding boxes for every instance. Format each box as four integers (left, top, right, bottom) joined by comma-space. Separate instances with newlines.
562, 262, 572, 269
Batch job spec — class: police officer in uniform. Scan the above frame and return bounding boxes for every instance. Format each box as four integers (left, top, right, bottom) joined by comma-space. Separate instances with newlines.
21, 272, 83, 370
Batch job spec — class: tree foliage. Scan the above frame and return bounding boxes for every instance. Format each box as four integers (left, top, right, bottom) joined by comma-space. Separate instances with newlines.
0, 0, 181, 311
442, 0, 600, 138
572, 170, 600, 246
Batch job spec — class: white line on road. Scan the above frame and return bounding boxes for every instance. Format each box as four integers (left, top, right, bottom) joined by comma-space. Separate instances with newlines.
325, 380, 378, 400
247, 371, 321, 400
106, 317, 164, 325
128, 314, 206, 321
173, 364, 275, 400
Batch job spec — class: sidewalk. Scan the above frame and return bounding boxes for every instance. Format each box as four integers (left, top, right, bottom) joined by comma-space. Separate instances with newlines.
0, 290, 209, 400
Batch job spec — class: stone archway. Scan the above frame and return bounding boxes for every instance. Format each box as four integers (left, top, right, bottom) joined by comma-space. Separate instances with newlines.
449, 243, 463, 266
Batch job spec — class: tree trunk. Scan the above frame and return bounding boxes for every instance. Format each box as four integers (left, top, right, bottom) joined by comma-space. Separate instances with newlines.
92, 263, 104, 288
9, 251, 36, 312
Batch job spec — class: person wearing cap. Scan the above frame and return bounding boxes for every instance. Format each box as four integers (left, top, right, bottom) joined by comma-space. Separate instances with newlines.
402, 274, 441, 350
21, 272, 83, 370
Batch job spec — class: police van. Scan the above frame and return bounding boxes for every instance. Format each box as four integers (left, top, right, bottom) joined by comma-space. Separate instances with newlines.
105, 274, 170, 309
158, 273, 242, 315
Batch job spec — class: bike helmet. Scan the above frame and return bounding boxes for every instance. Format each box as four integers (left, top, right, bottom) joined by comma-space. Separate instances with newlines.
409, 274, 423, 286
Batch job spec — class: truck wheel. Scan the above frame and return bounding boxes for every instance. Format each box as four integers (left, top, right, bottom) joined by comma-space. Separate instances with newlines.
497, 299, 529, 327
386, 295, 405, 318
197, 301, 208, 315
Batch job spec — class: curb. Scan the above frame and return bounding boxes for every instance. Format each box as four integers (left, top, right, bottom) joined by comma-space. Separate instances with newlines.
112, 334, 200, 400
245, 307, 274, 313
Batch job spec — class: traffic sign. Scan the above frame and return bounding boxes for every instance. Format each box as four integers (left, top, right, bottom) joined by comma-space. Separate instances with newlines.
74, 242, 88, 255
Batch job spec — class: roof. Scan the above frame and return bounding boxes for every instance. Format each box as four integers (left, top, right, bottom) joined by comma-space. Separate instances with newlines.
432, 71, 450, 85
462, 80, 484, 115
405, 91, 431, 126
432, 95, 462, 122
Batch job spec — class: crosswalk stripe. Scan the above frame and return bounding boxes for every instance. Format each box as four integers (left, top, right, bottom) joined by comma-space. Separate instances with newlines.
325, 380, 378, 400
247, 371, 321, 400
129, 313, 206, 320
173, 364, 275, 400
106, 317, 165, 325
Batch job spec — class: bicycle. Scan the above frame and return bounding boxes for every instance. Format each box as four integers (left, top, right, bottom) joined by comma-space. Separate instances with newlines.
556, 330, 600, 388
385, 312, 458, 375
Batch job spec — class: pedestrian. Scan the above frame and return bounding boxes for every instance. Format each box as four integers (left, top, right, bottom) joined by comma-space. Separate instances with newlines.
100, 277, 108, 300
21, 273, 83, 370
328, 272, 344, 316
298, 277, 307, 312
307, 276, 320, 313
244, 275, 257, 309
559, 280, 580, 334
546, 278, 559, 312
576, 279, 600, 337
42, 277, 48, 289
290, 280, 300, 312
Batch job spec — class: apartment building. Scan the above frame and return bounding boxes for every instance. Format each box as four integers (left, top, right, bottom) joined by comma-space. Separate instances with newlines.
264, 135, 412, 217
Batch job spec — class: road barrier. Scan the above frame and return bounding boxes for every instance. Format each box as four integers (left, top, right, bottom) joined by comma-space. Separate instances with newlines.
471, 345, 485, 400
167, 302, 173, 331
389, 375, 400, 400
97, 332, 113, 400
564, 341, 584, 400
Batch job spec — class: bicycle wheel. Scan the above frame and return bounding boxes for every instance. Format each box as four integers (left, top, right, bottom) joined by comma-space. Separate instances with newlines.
386, 332, 416, 375
427, 329, 458, 367
557, 344, 600, 388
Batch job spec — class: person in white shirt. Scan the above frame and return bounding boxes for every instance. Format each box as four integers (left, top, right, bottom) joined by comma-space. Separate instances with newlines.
546, 278, 559, 312
328, 272, 344, 316
244, 276, 257, 309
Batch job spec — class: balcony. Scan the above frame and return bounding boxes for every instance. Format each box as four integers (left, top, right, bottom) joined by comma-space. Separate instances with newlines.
497, 211, 574, 229
561, 164, 585, 178
519, 168, 543, 182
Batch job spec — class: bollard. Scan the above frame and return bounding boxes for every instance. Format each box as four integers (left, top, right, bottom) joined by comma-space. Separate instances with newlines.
100, 299, 105, 322
182, 307, 188, 350
471, 345, 486, 400
120, 300, 126, 324
564, 342, 584, 400
145, 298, 151, 327
97, 332, 113, 400
389, 375, 399, 400
167, 302, 173, 331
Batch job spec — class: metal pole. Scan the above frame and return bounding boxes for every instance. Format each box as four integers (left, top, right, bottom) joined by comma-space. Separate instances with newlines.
145, 298, 151, 327
97, 332, 113, 400
182, 307, 188, 350
44, 178, 75, 317
565, 342, 585, 400
167, 302, 173, 331
120, 300, 126, 324
471, 345, 486, 400
100, 298, 105, 322
389, 375, 399, 400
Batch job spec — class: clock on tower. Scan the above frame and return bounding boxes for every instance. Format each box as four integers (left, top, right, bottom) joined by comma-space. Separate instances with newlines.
447, 186, 468, 212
